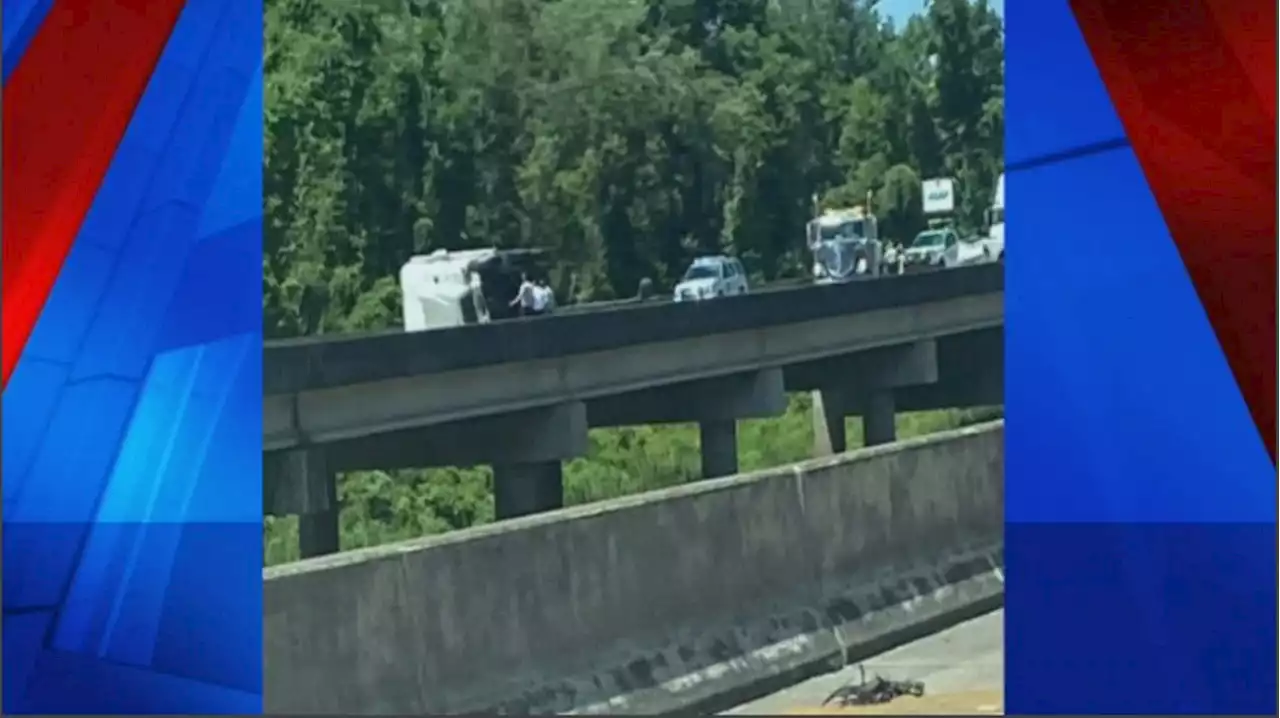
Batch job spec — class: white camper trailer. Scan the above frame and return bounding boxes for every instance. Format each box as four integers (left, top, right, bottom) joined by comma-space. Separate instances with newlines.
399, 248, 550, 331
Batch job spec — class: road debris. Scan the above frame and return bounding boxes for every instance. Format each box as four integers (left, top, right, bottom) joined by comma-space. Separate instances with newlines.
821, 665, 925, 708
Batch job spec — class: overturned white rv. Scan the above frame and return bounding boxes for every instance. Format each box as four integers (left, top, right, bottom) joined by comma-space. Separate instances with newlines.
400, 248, 550, 331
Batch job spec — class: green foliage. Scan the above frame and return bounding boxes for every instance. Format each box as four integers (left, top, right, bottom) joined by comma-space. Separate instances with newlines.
261, 0, 1005, 565
265, 0, 1004, 334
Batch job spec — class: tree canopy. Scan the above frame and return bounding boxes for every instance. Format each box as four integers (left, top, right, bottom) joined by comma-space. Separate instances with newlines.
264, 0, 1004, 338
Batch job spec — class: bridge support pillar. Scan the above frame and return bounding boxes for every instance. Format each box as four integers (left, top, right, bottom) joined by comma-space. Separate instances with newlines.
299, 501, 340, 559
699, 420, 739, 478
861, 389, 897, 446
266, 447, 340, 559
792, 340, 937, 457
812, 390, 847, 456
494, 461, 564, 519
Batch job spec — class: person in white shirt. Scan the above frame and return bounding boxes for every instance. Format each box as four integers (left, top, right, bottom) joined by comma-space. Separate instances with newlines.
533, 280, 555, 314
510, 273, 539, 317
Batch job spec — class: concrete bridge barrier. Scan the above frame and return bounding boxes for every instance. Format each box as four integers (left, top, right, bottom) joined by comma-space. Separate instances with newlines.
265, 421, 1004, 714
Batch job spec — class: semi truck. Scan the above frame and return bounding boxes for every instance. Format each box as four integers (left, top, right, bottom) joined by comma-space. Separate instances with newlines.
804, 204, 884, 283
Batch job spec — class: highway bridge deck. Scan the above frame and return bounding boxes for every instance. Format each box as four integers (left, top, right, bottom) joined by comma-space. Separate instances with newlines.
726, 609, 1004, 716
264, 263, 1002, 395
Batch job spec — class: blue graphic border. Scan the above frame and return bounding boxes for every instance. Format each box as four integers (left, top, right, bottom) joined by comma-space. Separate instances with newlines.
1005, 0, 1277, 713
2, 0, 264, 712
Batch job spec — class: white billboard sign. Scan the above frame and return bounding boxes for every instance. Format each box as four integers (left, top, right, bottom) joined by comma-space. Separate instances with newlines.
922, 177, 956, 214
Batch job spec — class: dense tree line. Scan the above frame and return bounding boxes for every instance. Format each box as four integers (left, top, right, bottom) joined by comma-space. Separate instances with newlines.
264, 0, 1004, 338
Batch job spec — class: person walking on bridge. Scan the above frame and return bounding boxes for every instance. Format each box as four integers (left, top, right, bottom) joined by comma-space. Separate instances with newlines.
510, 272, 538, 317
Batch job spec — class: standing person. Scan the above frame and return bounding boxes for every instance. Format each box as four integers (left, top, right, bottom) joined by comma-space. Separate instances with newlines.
535, 279, 555, 314
510, 272, 538, 317
530, 278, 550, 317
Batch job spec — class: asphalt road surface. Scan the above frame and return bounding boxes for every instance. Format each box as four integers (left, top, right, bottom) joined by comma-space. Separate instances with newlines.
724, 609, 1004, 716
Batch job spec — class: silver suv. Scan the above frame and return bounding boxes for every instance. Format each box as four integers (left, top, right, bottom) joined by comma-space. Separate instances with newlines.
673, 256, 750, 301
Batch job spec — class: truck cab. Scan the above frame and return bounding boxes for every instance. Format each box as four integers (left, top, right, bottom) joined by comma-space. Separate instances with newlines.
400, 248, 549, 331
805, 206, 882, 282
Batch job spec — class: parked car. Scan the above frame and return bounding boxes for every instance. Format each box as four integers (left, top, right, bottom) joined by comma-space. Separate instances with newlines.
673, 255, 750, 301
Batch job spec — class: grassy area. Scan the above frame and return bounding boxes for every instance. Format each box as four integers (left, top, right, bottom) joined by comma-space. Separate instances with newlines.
263, 396, 1001, 566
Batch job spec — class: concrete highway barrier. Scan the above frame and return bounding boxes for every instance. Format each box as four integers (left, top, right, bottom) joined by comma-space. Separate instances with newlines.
264, 263, 1002, 395
264, 421, 1004, 714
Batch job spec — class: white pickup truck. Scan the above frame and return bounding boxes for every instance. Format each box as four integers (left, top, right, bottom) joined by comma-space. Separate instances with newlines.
901, 226, 996, 270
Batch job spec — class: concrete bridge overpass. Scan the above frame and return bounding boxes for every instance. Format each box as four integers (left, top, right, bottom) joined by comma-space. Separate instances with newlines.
263, 264, 1003, 557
